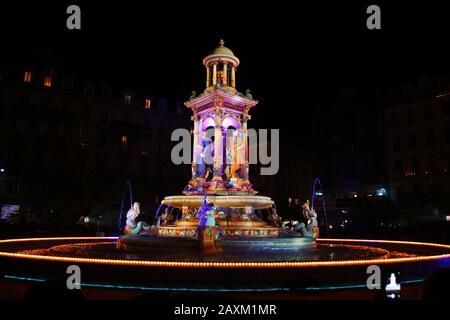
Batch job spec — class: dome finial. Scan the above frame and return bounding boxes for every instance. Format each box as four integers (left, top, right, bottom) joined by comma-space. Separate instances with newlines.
219, 39, 224, 47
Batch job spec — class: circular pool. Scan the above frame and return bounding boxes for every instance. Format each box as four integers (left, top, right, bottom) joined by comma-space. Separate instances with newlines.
1, 237, 449, 292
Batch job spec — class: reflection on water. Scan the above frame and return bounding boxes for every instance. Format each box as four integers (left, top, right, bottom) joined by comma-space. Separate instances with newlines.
16, 242, 416, 263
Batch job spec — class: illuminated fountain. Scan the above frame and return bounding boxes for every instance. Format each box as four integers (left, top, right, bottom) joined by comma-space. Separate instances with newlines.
0, 41, 449, 296
116, 39, 318, 252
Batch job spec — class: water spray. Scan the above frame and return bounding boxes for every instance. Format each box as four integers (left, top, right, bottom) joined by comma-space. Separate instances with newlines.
311, 178, 328, 234
118, 180, 133, 234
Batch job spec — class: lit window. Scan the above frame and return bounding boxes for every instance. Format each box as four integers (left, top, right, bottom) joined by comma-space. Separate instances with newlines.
121, 135, 128, 147
44, 75, 52, 87
24, 71, 32, 83
145, 99, 151, 109
124, 94, 131, 104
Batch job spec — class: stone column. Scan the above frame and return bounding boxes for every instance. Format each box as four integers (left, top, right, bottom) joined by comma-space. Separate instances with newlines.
227, 128, 235, 165
206, 65, 210, 87
236, 128, 245, 174
213, 112, 223, 180
242, 115, 249, 180
227, 128, 238, 178
223, 63, 228, 86
192, 116, 201, 178
231, 66, 236, 88
212, 63, 217, 86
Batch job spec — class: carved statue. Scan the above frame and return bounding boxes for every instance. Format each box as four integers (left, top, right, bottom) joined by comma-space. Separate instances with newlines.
294, 201, 319, 239
205, 208, 216, 227
181, 206, 193, 221
161, 207, 174, 226
245, 89, 253, 99
196, 196, 213, 228
241, 207, 253, 221
268, 207, 282, 227
201, 137, 214, 180
302, 202, 318, 229
125, 202, 149, 235
217, 211, 226, 220
224, 137, 233, 179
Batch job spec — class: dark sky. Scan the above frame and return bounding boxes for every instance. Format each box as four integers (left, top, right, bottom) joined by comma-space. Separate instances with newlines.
2, 1, 450, 138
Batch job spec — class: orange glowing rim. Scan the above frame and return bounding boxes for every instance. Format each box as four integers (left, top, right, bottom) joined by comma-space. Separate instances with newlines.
0, 237, 449, 268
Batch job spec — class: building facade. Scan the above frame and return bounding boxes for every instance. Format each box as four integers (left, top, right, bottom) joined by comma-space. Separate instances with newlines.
381, 75, 450, 203
0, 59, 191, 221
313, 88, 388, 210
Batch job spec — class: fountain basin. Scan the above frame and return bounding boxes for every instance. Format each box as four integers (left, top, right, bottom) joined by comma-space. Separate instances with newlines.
117, 230, 312, 251
1, 237, 449, 292
162, 195, 274, 209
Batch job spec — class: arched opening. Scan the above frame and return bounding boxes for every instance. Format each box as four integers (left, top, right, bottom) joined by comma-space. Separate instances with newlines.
222, 116, 239, 130
201, 117, 215, 131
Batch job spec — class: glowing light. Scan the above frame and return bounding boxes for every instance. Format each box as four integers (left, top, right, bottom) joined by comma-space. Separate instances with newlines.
0, 237, 118, 244
23, 71, 32, 83
145, 99, 151, 109
435, 92, 450, 98
385, 273, 401, 291
0, 237, 449, 269
305, 279, 422, 291
4, 275, 46, 282
0, 168, 5, 173
375, 188, 387, 197
44, 75, 52, 87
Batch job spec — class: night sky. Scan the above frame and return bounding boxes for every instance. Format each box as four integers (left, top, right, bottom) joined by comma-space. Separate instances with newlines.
2, 1, 450, 139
